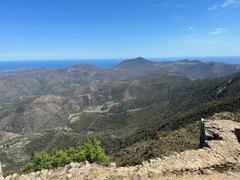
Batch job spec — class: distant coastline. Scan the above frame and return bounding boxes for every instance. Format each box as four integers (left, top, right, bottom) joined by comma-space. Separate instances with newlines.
0, 59, 122, 72
0, 57, 239, 72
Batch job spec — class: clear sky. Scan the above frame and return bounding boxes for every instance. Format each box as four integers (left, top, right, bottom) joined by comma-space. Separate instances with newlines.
0, 0, 240, 60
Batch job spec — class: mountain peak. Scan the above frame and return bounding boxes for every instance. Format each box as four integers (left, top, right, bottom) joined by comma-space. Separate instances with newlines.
132, 56, 148, 61
115, 57, 155, 69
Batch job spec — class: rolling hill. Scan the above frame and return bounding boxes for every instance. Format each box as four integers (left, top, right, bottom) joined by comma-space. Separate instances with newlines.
0, 58, 240, 175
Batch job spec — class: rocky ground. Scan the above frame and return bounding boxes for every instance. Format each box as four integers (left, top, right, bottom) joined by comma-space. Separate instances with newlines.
2, 113, 240, 180
2, 162, 240, 180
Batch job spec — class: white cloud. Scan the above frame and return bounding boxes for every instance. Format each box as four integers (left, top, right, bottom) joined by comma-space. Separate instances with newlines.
181, 34, 194, 39
181, 26, 196, 39
182, 26, 195, 32
210, 28, 226, 34
208, 4, 219, 11
188, 26, 195, 31
208, 0, 240, 11
222, 0, 240, 7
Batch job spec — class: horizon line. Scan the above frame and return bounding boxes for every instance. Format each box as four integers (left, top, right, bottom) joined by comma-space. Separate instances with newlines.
0, 55, 240, 62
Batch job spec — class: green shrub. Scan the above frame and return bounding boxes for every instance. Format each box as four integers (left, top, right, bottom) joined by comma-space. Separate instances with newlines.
66, 147, 85, 162
51, 150, 71, 168
81, 139, 109, 163
22, 163, 34, 173
34, 152, 52, 171
21, 139, 109, 173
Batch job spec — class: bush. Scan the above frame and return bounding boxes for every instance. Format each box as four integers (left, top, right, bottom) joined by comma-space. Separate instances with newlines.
22, 139, 109, 173
34, 152, 52, 170
51, 150, 71, 168
81, 139, 109, 163
22, 163, 34, 173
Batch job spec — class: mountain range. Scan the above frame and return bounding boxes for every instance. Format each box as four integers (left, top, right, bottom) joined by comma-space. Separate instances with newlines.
0, 57, 240, 175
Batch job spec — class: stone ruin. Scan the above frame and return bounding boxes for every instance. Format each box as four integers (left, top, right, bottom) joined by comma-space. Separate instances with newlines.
1, 112, 240, 179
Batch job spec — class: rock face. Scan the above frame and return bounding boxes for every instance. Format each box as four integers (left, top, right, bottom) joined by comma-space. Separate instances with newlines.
3, 113, 240, 179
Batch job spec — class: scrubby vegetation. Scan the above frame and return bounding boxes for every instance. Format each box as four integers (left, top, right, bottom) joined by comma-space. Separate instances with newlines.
1, 60, 240, 175
111, 122, 200, 166
22, 139, 109, 173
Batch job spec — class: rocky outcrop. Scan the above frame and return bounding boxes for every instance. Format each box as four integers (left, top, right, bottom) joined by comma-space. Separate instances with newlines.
2, 113, 240, 179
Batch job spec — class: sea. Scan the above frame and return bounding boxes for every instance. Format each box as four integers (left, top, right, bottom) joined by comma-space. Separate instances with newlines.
0, 57, 239, 72
0, 59, 122, 72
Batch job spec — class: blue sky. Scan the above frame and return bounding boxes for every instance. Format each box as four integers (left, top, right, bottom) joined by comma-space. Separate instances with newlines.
0, 0, 240, 60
